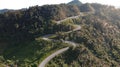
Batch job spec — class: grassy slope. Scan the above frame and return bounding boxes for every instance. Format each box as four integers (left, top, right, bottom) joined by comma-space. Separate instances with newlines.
1, 39, 69, 67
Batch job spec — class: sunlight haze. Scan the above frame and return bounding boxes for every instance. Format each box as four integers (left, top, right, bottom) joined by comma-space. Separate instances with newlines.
0, 0, 119, 9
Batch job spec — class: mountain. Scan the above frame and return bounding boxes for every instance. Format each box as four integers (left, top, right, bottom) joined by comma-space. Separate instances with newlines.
68, 0, 82, 6
0, 1, 120, 67
0, 9, 9, 13
0, 9, 15, 13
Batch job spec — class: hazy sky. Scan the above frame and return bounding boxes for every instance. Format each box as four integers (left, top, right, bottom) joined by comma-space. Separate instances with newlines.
0, 0, 120, 9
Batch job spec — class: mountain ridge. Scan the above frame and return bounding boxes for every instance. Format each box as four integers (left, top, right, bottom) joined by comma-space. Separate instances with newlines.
0, 1, 120, 67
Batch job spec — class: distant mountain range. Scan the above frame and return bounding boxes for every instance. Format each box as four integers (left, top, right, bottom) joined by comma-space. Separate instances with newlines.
0, 9, 10, 13
0, 8, 27, 13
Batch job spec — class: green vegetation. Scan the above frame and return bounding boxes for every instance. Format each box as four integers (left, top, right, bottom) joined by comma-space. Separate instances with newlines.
0, 0, 120, 67
0, 4, 80, 43
1, 39, 69, 67
47, 45, 119, 67
0, 3, 79, 67
50, 14, 120, 67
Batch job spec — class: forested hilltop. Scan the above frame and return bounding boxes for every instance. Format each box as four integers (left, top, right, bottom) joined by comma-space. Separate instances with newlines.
0, 0, 120, 67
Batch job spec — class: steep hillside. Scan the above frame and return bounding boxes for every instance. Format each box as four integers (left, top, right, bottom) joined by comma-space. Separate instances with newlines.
47, 14, 120, 67
0, 4, 81, 42
0, 3, 81, 67
0, 0, 120, 67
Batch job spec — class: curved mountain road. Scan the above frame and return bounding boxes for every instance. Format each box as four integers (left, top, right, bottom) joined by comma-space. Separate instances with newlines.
56, 13, 84, 24
38, 15, 82, 67
38, 47, 69, 67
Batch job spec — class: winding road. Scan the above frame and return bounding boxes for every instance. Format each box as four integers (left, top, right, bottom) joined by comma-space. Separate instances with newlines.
56, 15, 80, 24
38, 47, 69, 67
38, 14, 82, 67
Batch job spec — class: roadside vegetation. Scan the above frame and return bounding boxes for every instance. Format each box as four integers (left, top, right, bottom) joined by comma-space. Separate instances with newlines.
1, 39, 69, 67
0, 0, 120, 67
